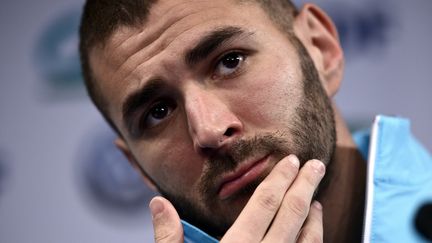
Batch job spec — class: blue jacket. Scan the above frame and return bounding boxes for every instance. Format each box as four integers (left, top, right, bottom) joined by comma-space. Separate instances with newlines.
182, 115, 432, 243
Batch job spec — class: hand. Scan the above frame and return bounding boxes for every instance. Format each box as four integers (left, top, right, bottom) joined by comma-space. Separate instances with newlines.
149, 196, 183, 243
150, 155, 326, 243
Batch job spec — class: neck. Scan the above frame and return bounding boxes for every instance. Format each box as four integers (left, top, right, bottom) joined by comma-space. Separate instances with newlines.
317, 106, 367, 243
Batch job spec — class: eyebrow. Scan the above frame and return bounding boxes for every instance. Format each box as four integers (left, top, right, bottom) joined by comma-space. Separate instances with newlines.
122, 79, 166, 135
185, 26, 247, 67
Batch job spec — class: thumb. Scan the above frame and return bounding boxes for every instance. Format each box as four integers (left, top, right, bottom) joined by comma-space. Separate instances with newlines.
150, 196, 183, 243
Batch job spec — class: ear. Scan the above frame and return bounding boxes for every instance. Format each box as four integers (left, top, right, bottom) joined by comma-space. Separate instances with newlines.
114, 138, 158, 192
293, 4, 344, 97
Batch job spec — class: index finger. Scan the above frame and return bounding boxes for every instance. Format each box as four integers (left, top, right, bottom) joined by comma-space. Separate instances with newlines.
221, 155, 300, 242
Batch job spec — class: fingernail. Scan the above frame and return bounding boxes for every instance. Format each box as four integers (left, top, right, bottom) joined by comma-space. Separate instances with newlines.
287, 154, 300, 168
310, 159, 325, 175
312, 201, 322, 210
149, 198, 164, 218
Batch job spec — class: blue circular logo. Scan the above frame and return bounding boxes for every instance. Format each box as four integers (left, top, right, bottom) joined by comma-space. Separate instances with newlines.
77, 124, 156, 213
33, 7, 83, 92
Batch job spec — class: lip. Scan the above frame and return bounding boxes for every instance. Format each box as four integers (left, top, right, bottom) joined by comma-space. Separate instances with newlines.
217, 154, 270, 200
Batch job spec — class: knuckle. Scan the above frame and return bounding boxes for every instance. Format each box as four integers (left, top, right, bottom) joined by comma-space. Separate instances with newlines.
261, 239, 276, 243
286, 195, 309, 219
255, 187, 280, 212
154, 233, 173, 243
304, 171, 318, 187
300, 231, 322, 243
278, 162, 298, 181
222, 230, 254, 243
153, 224, 181, 243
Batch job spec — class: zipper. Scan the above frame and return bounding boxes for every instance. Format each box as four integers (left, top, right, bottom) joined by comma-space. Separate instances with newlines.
362, 116, 381, 243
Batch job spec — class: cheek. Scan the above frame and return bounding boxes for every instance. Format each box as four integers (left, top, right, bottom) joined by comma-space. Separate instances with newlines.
136, 125, 204, 194
233, 61, 303, 128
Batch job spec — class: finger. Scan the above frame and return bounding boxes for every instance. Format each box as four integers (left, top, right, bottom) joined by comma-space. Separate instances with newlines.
297, 201, 323, 243
263, 159, 325, 243
150, 196, 183, 243
222, 155, 300, 242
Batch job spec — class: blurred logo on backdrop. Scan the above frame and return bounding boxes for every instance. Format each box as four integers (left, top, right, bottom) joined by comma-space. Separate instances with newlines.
323, 1, 396, 58
77, 123, 156, 218
0, 152, 7, 199
33, 7, 84, 98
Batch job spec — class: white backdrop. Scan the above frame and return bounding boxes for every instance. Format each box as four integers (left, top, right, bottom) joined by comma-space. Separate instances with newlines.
0, 0, 431, 242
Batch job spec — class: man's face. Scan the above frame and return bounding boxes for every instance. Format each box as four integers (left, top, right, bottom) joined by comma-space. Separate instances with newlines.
89, 0, 335, 237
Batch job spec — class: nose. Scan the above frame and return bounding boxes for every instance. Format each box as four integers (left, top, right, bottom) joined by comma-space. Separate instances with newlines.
185, 87, 243, 153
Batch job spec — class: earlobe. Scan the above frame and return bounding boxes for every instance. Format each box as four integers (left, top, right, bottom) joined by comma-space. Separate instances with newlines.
114, 138, 159, 192
293, 4, 344, 97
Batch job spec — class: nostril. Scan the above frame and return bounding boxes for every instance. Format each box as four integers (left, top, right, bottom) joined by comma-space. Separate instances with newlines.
224, 127, 235, 137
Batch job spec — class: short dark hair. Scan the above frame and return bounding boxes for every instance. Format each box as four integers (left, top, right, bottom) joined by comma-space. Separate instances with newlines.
79, 0, 298, 134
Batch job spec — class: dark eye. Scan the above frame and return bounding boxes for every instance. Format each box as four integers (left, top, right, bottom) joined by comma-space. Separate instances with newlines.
143, 100, 176, 128
214, 52, 245, 78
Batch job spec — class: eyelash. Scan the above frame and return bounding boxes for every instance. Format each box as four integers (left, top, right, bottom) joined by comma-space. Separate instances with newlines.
138, 98, 177, 131
211, 50, 248, 80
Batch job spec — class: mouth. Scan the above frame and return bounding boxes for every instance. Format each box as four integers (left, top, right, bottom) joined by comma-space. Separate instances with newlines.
217, 154, 270, 200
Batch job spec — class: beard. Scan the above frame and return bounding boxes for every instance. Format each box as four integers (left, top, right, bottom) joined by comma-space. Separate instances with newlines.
156, 36, 336, 238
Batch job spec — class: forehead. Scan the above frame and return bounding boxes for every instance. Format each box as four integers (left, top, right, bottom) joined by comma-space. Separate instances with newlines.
102, 0, 267, 64
89, 0, 289, 129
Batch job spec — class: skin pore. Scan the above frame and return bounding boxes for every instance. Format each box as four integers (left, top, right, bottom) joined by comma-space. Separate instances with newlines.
88, 0, 366, 242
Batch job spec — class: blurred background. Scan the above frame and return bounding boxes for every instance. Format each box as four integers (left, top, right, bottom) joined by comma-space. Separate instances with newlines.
0, 0, 431, 242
